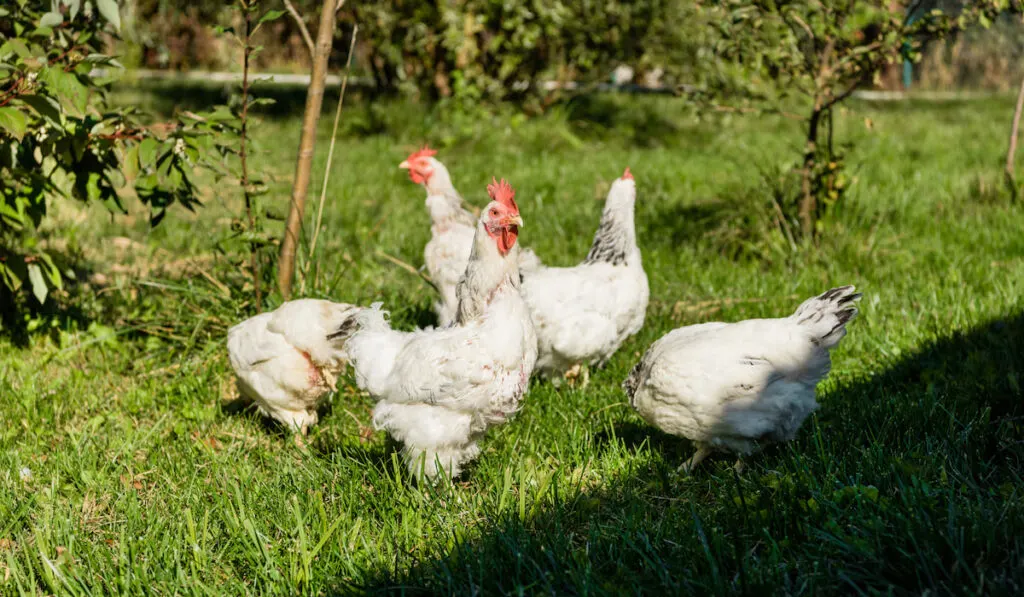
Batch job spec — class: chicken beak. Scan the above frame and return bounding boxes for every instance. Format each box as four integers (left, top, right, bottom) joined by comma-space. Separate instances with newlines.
508, 215, 524, 228
398, 160, 411, 169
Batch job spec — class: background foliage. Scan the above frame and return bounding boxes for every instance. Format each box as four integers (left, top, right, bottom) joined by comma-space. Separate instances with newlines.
695, 0, 1022, 242
0, 1, 290, 330
118, 1, 1024, 93
349, 0, 700, 106
0, 0, 236, 316
4, 0, 1022, 319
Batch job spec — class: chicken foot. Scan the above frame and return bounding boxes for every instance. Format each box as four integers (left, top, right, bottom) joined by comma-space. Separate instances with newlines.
564, 363, 591, 388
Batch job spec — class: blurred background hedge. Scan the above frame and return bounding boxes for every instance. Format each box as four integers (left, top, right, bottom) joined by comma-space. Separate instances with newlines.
118, 0, 1024, 102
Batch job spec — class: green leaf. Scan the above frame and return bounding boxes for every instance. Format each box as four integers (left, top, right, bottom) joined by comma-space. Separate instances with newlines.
82, 53, 123, 68
96, 0, 121, 33
85, 171, 105, 201
39, 12, 63, 28
122, 143, 140, 180
27, 263, 48, 303
39, 67, 89, 117
0, 107, 28, 141
138, 137, 159, 167
0, 201, 26, 229
257, 10, 286, 26
65, 0, 82, 21
36, 252, 63, 289
0, 39, 31, 59
20, 96, 60, 126
0, 263, 21, 293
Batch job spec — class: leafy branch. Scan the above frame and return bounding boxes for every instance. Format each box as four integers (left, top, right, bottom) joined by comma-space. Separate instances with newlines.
0, 1, 231, 308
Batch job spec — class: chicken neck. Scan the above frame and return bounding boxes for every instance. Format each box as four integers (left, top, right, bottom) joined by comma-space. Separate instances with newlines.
426, 194, 475, 231
455, 221, 521, 325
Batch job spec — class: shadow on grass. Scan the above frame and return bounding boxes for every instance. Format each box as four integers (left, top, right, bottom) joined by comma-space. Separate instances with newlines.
220, 394, 302, 440
0, 281, 98, 349
313, 433, 395, 473
642, 199, 739, 250
223, 387, 397, 470
348, 311, 1024, 595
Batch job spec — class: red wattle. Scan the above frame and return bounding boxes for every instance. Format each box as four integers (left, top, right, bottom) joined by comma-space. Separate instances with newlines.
498, 227, 518, 255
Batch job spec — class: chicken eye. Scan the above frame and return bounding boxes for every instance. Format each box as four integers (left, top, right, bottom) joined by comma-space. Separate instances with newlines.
490, 208, 499, 217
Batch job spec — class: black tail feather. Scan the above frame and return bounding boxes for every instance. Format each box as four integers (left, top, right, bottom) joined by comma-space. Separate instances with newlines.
794, 286, 862, 350
327, 315, 360, 342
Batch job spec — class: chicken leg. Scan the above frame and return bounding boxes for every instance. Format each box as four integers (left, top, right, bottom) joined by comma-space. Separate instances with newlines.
678, 445, 713, 474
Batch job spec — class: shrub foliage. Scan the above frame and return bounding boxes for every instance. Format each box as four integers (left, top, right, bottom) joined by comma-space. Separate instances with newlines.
0, 0, 237, 307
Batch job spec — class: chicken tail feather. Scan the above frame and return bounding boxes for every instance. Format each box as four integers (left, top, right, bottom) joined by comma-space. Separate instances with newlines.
327, 302, 389, 341
792, 286, 862, 350
622, 358, 647, 407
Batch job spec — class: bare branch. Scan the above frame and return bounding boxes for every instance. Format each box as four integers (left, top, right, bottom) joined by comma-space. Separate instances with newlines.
375, 250, 439, 293
711, 103, 803, 121
823, 73, 870, 112
283, 0, 315, 59
240, 1, 263, 311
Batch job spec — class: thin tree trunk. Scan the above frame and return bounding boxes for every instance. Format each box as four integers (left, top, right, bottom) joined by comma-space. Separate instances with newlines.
799, 106, 822, 240
278, 0, 338, 299
240, 2, 262, 311
1006, 76, 1024, 200
308, 24, 359, 290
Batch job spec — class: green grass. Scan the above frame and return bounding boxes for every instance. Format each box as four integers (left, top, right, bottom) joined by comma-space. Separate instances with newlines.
2, 89, 1024, 595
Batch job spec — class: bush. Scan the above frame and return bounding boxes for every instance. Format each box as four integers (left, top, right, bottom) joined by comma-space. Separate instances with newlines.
0, 1, 233, 312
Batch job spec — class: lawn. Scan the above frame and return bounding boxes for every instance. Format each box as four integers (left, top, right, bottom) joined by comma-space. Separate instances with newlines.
1, 88, 1023, 595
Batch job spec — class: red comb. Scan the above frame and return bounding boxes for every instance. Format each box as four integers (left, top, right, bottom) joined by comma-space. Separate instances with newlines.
406, 145, 437, 162
622, 167, 633, 180
487, 177, 518, 210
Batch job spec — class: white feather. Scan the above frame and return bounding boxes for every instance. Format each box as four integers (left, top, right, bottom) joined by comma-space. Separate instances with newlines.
347, 212, 537, 480
415, 157, 542, 326
423, 194, 476, 327
626, 287, 861, 458
226, 299, 360, 432
521, 176, 648, 376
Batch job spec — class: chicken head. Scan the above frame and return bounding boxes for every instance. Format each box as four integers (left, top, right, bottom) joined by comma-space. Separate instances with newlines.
399, 146, 438, 186
483, 178, 523, 255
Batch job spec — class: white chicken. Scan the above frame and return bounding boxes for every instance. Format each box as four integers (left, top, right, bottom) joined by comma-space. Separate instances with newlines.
400, 147, 542, 326
332, 178, 537, 480
226, 299, 361, 434
623, 286, 862, 472
519, 168, 648, 384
